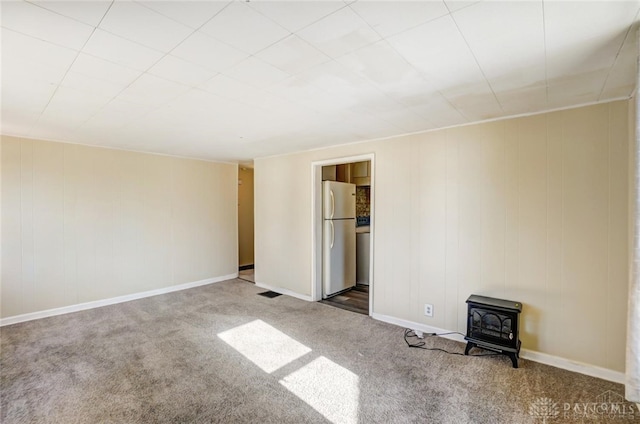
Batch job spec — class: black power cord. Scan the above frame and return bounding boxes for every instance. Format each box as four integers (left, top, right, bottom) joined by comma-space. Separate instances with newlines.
404, 329, 500, 357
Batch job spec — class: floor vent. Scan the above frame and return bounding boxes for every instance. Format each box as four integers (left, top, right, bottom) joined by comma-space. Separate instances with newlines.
258, 291, 282, 298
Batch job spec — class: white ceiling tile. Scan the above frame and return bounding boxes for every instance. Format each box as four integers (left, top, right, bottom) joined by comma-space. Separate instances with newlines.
547, 69, 609, 109
545, 2, 639, 82
61, 71, 127, 99
347, 93, 404, 116
296, 62, 407, 116
334, 111, 403, 140
1, 76, 57, 115
256, 35, 330, 75
117, 74, 191, 106
80, 98, 152, 131
46, 85, 112, 113
82, 29, 165, 71
39, 85, 114, 131
545, 1, 639, 53
223, 57, 291, 89
69, 53, 142, 86
440, 80, 503, 121
410, 94, 466, 128
28, 119, 75, 141
547, 46, 610, 81
298, 7, 381, 58
350, 1, 449, 37
98, 1, 193, 52
378, 84, 441, 111
171, 31, 249, 72
247, 1, 346, 33
138, 1, 231, 29
495, 85, 548, 116
388, 15, 485, 87
148, 55, 217, 86
237, 89, 298, 112
165, 89, 234, 118
2, 28, 78, 84
200, 2, 290, 54
296, 60, 373, 97
31, 1, 112, 26
265, 76, 330, 110
337, 40, 426, 90
452, 1, 545, 91
444, 1, 481, 13
199, 74, 257, 100
369, 107, 433, 133
1, 1, 94, 50
1, 1, 636, 161
0, 108, 40, 135
382, 82, 444, 112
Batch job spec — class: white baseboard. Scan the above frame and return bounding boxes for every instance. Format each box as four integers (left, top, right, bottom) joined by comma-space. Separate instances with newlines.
518, 348, 624, 384
371, 312, 467, 343
371, 312, 625, 385
0, 273, 237, 327
255, 282, 314, 302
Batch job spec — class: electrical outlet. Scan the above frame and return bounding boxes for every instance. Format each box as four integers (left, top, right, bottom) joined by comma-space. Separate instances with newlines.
424, 303, 433, 317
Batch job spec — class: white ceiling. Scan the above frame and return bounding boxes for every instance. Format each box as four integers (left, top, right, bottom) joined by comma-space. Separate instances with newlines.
1, 1, 639, 162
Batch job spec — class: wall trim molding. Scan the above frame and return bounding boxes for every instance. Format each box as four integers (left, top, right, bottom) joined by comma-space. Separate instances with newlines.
255, 282, 314, 302
0, 273, 237, 327
256, 98, 630, 162
371, 312, 625, 384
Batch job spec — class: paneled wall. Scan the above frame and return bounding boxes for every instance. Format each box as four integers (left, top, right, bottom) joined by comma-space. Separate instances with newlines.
255, 100, 630, 372
1, 136, 238, 319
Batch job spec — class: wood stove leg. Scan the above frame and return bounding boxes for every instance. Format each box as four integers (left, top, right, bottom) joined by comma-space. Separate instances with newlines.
464, 342, 475, 356
508, 352, 518, 368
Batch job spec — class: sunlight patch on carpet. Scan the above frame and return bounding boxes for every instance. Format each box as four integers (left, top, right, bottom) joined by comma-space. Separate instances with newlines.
280, 356, 359, 424
217, 319, 311, 373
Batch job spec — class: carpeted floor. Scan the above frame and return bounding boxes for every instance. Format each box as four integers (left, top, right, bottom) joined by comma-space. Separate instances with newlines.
1, 279, 637, 423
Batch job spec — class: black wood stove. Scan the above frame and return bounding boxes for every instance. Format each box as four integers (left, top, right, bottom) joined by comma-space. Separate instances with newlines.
464, 295, 522, 368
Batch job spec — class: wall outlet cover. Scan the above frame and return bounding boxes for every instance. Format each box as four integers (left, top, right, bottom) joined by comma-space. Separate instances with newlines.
424, 304, 433, 317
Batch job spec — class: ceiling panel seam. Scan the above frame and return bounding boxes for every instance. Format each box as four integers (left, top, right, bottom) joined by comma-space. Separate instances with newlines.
29, 0, 115, 137
445, 2, 504, 114
597, 8, 640, 102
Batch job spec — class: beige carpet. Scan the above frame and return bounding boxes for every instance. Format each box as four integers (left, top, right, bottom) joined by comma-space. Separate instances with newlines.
1, 279, 637, 423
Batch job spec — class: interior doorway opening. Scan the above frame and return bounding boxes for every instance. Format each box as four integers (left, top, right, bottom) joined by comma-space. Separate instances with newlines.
238, 165, 255, 283
311, 155, 374, 316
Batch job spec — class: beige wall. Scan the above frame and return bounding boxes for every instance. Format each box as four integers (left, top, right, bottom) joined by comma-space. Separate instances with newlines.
238, 167, 254, 267
255, 100, 630, 372
1, 136, 238, 319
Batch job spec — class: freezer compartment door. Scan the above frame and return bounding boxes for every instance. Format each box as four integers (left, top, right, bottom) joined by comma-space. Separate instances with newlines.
323, 219, 356, 298
323, 181, 356, 219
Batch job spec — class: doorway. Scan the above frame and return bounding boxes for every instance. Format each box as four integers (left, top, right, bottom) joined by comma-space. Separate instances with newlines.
238, 165, 255, 283
311, 154, 374, 316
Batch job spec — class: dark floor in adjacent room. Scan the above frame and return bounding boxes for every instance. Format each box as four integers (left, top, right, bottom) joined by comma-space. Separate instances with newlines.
320, 284, 369, 315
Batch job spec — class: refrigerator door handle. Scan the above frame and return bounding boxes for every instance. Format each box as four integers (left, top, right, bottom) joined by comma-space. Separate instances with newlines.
330, 189, 335, 219
330, 220, 335, 249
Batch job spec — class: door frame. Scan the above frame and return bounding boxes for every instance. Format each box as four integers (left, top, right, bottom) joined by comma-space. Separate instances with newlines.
310, 153, 375, 315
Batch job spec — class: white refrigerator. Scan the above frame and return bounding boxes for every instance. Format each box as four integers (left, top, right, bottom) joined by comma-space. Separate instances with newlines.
323, 181, 356, 298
